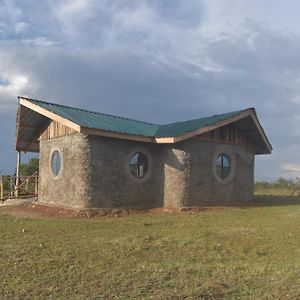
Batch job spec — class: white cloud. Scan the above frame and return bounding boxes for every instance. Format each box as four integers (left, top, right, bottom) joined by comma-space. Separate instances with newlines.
282, 164, 300, 172
14, 22, 28, 34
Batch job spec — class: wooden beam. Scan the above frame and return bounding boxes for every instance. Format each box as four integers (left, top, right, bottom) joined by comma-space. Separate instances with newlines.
19, 97, 81, 132
248, 113, 272, 153
22, 120, 50, 153
164, 109, 273, 154
16, 147, 39, 153
19, 124, 40, 130
0, 177, 3, 200
197, 136, 255, 147
155, 137, 175, 143
15, 102, 21, 151
17, 140, 39, 145
80, 127, 155, 143
243, 129, 259, 134
24, 139, 39, 153
171, 110, 255, 144
15, 151, 21, 198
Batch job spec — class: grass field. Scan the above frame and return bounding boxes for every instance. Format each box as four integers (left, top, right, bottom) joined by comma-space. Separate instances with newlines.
1, 193, 300, 299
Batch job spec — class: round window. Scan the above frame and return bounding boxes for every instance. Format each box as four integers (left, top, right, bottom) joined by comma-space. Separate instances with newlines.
51, 150, 61, 176
129, 152, 148, 178
215, 154, 231, 179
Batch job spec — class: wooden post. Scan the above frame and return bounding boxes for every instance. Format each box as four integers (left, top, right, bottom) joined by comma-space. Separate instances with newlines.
35, 175, 38, 196
0, 177, 3, 200
10, 177, 13, 197
15, 151, 21, 198
25, 177, 29, 193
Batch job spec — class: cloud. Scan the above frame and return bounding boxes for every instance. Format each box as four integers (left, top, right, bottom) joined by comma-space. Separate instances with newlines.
0, 1, 300, 181
282, 164, 300, 172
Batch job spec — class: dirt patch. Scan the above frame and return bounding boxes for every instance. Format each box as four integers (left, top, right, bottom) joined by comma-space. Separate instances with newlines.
0, 202, 219, 219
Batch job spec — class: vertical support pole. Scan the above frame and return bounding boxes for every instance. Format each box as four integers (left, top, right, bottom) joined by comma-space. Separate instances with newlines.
10, 176, 13, 197
35, 175, 38, 196
0, 177, 3, 200
15, 151, 21, 198
25, 177, 29, 193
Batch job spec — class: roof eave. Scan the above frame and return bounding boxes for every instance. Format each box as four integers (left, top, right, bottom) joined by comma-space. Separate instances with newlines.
155, 108, 273, 153
18, 97, 81, 132
80, 127, 155, 143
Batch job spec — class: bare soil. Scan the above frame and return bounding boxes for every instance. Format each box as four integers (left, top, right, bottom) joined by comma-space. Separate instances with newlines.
0, 202, 214, 219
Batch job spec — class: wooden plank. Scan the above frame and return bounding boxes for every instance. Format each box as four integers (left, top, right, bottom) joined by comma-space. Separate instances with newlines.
80, 127, 155, 143
172, 109, 254, 143
170, 109, 272, 153
197, 136, 253, 147
19, 125, 40, 130
40, 120, 77, 141
155, 137, 175, 143
0, 177, 3, 200
35, 175, 38, 195
15, 103, 21, 151
199, 123, 251, 145
24, 139, 39, 153
19, 97, 81, 132
248, 113, 273, 153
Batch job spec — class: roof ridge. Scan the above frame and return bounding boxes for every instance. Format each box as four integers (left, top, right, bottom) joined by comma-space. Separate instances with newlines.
19, 96, 159, 127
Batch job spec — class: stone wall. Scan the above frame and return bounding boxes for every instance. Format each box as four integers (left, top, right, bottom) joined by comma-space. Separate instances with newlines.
38, 133, 255, 209
38, 133, 92, 208
180, 138, 255, 206
38, 133, 165, 209
87, 135, 164, 209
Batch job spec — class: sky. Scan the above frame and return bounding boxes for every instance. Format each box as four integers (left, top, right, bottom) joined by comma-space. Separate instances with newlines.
0, 0, 300, 180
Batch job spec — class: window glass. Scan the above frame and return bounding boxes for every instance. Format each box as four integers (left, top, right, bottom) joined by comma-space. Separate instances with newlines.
129, 153, 148, 178
215, 154, 231, 179
51, 150, 61, 176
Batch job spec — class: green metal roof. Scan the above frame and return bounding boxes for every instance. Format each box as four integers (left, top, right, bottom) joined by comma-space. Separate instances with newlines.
155, 111, 243, 137
23, 98, 244, 138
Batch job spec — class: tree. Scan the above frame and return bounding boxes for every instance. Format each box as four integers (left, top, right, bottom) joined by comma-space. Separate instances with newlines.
20, 158, 39, 176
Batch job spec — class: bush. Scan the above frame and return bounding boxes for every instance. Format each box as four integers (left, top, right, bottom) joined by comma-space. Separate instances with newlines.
255, 177, 296, 189
20, 158, 39, 176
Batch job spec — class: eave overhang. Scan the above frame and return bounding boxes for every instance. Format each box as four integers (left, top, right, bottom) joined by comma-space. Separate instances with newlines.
16, 97, 272, 155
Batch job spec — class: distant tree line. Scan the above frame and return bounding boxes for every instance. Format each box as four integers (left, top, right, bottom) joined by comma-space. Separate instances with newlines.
0, 158, 39, 178
255, 177, 297, 189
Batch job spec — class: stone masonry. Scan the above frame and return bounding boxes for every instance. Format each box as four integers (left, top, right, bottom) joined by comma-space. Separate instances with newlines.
38, 132, 255, 209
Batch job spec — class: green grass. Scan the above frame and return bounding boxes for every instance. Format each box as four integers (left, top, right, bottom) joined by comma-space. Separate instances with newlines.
2, 197, 300, 299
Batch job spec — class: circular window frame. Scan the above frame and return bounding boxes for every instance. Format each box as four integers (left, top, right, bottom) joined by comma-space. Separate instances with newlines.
212, 150, 236, 184
49, 148, 63, 179
126, 148, 152, 183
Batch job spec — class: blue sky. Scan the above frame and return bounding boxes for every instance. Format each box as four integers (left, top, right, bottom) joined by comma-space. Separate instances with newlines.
1, 0, 300, 180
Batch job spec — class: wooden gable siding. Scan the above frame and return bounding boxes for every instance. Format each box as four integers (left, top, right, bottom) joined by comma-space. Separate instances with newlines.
197, 123, 252, 145
40, 120, 77, 141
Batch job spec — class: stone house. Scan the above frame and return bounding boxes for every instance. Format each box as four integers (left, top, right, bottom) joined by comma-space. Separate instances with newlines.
15, 97, 272, 209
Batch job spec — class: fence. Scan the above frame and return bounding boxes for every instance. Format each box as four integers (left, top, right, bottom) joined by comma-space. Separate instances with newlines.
0, 172, 38, 202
